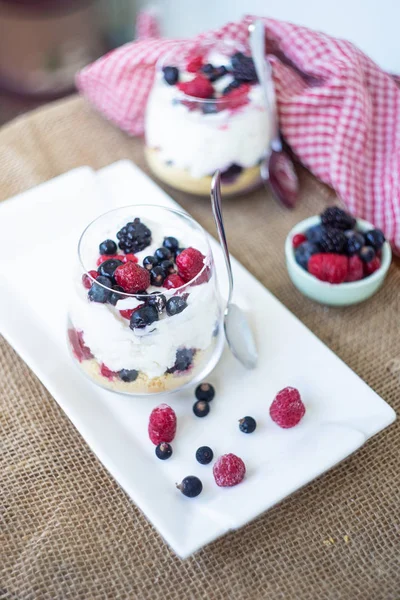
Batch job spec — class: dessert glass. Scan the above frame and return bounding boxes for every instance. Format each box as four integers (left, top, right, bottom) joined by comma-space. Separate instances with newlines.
145, 39, 271, 197
67, 205, 224, 395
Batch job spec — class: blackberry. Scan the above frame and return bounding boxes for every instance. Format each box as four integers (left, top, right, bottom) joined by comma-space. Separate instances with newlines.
364, 228, 385, 251
99, 239, 117, 255
239, 416, 257, 434
231, 52, 258, 82
320, 207, 356, 230
295, 241, 320, 270
193, 400, 210, 418
176, 476, 202, 498
116, 218, 151, 254
196, 446, 214, 465
167, 348, 195, 373
306, 224, 324, 244
195, 383, 215, 402
162, 66, 179, 85
318, 228, 346, 253
155, 442, 173, 460
118, 369, 138, 382
345, 231, 364, 256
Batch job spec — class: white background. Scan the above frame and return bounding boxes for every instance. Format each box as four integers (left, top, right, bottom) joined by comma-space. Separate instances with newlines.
144, 0, 399, 73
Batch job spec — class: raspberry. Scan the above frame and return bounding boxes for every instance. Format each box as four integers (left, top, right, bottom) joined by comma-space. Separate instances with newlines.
213, 454, 246, 487
68, 329, 93, 362
176, 247, 205, 282
178, 75, 214, 99
346, 255, 364, 282
364, 256, 381, 276
148, 404, 177, 445
292, 233, 307, 249
186, 54, 203, 73
308, 253, 348, 284
114, 262, 150, 293
121, 253, 138, 263
97, 254, 116, 266
270, 387, 305, 428
82, 270, 98, 289
164, 273, 186, 289
320, 206, 356, 230
119, 304, 144, 320
100, 363, 117, 380
220, 83, 251, 110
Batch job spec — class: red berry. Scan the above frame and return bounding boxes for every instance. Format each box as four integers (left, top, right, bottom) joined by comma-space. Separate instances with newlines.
148, 404, 177, 445
82, 270, 98, 289
119, 304, 144, 320
178, 75, 214, 99
346, 255, 364, 282
100, 363, 118, 380
364, 256, 381, 276
213, 454, 246, 487
270, 387, 305, 429
176, 247, 205, 283
292, 233, 307, 249
308, 253, 348, 284
220, 83, 251, 110
163, 273, 186, 289
122, 253, 138, 263
186, 54, 203, 73
68, 329, 93, 362
97, 254, 116, 266
114, 262, 150, 293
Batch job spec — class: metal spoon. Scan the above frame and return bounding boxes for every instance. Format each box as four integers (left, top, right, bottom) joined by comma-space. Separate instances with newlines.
248, 20, 299, 209
211, 171, 258, 369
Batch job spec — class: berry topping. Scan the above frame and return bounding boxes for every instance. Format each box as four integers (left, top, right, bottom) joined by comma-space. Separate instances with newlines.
193, 400, 210, 418
129, 305, 158, 329
178, 75, 214, 99
231, 52, 258, 82
270, 387, 305, 429
364, 228, 385, 251
150, 266, 167, 287
160, 259, 176, 274
320, 206, 356, 230
117, 218, 151, 254
100, 364, 117, 380
114, 262, 150, 293
196, 446, 214, 465
162, 65, 179, 85
167, 348, 195, 373
146, 292, 167, 314
143, 255, 158, 271
195, 382, 215, 402
177, 476, 203, 498
292, 233, 307, 249
82, 270, 98, 289
346, 255, 364, 282
118, 369, 138, 382
166, 296, 187, 316
97, 258, 123, 281
239, 416, 257, 434
364, 256, 381, 276
295, 241, 320, 270
109, 284, 125, 306
155, 247, 172, 261
186, 54, 203, 73
163, 236, 179, 251
88, 276, 112, 303
344, 231, 364, 256
121, 253, 138, 263
148, 404, 177, 445
99, 239, 117, 255
68, 329, 93, 362
318, 228, 346, 253
176, 247, 205, 282
305, 224, 324, 244
155, 442, 173, 460
308, 253, 348, 283
359, 246, 376, 263
213, 454, 246, 487
164, 273, 186, 289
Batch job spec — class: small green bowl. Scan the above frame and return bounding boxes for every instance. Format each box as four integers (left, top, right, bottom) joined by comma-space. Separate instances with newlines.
285, 216, 392, 306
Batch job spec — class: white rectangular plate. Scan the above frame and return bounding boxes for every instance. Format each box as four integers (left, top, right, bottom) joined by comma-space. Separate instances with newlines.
0, 160, 395, 558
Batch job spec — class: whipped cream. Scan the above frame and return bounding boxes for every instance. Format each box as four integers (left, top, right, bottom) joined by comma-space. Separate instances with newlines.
69, 218, 221, 379
145, 73, 271, 179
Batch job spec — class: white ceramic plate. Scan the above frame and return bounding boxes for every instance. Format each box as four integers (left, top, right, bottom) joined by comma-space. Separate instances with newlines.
0, 160, 395, 558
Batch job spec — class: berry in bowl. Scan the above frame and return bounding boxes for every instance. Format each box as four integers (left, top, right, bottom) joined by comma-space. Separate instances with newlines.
145, 39, 271, 197
68, 205, 224, 395
285, 207, 392, 306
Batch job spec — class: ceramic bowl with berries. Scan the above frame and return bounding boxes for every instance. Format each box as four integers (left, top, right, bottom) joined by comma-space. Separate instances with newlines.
285, 207, 392, 306
145, 39, 271, 197
67, 205, 224, 395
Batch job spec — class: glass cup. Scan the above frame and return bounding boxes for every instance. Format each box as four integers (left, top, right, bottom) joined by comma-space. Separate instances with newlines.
67, 205, 224, 395
144, 39, 271, 197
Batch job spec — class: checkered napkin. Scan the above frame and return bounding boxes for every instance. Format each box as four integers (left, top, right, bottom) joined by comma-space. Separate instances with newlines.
77, 15, 400, 253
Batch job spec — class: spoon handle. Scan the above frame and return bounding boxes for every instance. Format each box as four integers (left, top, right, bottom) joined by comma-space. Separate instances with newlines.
211, 171, 234, 306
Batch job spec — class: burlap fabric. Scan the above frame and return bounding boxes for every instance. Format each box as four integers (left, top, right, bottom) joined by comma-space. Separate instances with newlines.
1, 97, 399, 600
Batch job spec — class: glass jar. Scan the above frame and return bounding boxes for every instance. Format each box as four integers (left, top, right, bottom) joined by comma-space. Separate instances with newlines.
145, 39, 271, 197
67, 205, 224, 395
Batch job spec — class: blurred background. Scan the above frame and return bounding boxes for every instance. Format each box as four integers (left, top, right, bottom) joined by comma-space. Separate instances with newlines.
0, 0, 397, 126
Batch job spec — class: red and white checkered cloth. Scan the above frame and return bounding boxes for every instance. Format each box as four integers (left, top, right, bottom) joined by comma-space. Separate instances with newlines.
77, 15, 400, 253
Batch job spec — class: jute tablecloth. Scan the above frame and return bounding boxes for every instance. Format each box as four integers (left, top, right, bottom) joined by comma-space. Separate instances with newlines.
1, 97, 399, 600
